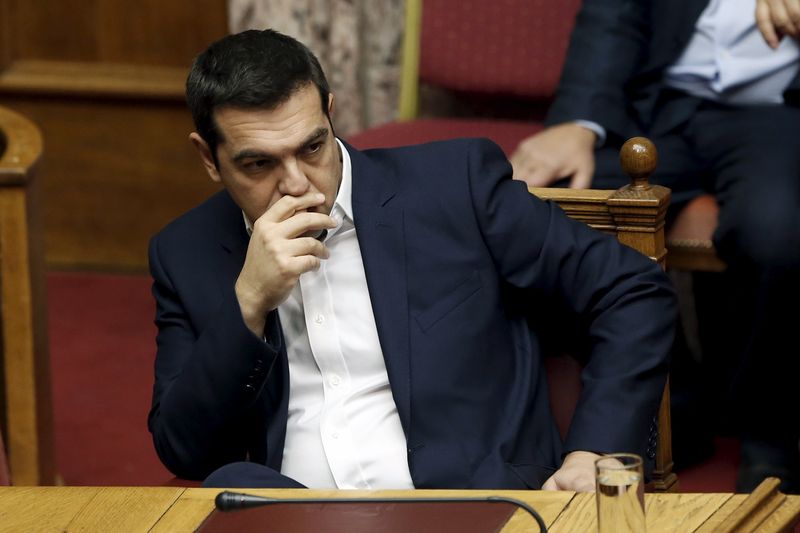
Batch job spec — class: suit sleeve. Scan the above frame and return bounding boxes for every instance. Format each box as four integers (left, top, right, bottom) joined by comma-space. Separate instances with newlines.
147, 234, 281, 480
546, 0, 650, 142
466, 138, 676, 457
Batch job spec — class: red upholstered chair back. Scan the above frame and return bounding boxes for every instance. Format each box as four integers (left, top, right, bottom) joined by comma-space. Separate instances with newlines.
419, 0, 582, 99
348, 0, 584, 150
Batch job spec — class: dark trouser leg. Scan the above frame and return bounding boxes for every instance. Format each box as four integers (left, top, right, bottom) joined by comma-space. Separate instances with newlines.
690, 103, 800, 492
203, 462, 307, 489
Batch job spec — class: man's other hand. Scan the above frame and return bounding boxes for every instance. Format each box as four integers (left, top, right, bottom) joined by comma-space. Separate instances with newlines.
757, 0, 800, 48
541, 450, 600, 492
509, 123, 596, 188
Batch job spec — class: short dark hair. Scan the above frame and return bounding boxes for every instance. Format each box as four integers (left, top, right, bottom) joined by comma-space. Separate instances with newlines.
186, 29, 331, 163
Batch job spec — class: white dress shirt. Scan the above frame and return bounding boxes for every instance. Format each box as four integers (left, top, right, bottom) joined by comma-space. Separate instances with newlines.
249, 139, 415, 489
665, 0, 800, 105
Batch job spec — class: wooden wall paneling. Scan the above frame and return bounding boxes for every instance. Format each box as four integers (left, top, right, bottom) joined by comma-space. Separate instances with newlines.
0, 95, 222, 271
0, 0, 230, 271
0, 1, 12, 70
5, 0, 228, 66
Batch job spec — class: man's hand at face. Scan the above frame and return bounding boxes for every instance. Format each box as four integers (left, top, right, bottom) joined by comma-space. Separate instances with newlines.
509, 123, 597, 189
235, 192, 337, 337
541, 450, 600, 492
757, 0, 800, 48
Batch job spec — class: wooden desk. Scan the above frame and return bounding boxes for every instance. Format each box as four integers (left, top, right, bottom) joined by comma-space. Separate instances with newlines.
0, 487, 798, 532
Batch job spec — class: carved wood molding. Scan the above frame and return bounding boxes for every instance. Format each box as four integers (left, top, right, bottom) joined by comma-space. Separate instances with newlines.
0, 106, 42, 185
0, 60, 187, 100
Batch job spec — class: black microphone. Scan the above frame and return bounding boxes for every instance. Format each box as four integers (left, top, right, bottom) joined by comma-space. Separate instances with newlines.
215, 491, 278, 510
214, 491, 548, 532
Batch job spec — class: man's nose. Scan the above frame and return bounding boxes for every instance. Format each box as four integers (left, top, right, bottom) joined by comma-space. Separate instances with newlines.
278, 159, 311, 196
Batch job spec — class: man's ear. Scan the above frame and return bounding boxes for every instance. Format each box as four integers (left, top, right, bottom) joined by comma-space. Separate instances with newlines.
327, 93, 335, 117
189, 132, 222, 183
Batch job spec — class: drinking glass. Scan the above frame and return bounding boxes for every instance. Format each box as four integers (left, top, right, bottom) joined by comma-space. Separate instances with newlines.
595, 453, 645, 532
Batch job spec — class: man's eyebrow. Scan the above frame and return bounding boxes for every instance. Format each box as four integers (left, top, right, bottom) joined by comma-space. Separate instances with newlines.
231, 127, 329, 163
232, 149, 274, 163
301, 127, 329, 148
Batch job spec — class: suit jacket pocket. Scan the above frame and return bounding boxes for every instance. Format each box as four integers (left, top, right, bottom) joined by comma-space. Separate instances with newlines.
414, 270, 482, 332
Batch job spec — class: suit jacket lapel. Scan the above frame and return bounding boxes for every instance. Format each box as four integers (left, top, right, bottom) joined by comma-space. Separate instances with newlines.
215, 192, 288, 466
347, 143, 412, 437
648, 0, 709, 73
217, 197, 251, 300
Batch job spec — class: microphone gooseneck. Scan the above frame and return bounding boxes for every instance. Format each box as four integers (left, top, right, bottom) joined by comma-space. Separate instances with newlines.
214, 491, 548, 532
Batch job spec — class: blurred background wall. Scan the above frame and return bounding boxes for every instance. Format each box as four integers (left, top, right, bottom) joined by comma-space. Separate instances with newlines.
0, 0, 403, 273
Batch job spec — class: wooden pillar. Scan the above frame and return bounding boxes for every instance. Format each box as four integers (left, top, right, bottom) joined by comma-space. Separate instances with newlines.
613, 137, 676, 492
0, 105, 56, 485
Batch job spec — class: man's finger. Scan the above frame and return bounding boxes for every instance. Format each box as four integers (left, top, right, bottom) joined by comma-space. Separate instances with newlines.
774, 0, 800, 34
284, 236, 330, 260
569, 165, 594, 190
277, 211, 337, 239
786, 0, 800, 33
260, 192, 327, 223
757, 1, 781, 48
541, 475, 559, 491
768, 0, 796, 39
510, 154, 536, 183
526, 165, 562, 188
509, 149, 525, 169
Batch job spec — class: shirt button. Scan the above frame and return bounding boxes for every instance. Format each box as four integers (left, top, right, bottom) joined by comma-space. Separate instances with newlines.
331, 432, 340, 439
329, 374, 341, 387
315, 314, 324, 325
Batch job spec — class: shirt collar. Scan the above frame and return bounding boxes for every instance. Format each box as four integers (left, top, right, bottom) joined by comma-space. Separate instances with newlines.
242, 138, 353, 237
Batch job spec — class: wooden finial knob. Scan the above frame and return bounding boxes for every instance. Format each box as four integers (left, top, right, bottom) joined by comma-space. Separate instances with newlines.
620, 137, 658, 190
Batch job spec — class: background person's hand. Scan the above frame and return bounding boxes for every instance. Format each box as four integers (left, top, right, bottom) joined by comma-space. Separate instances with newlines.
541, 450, 600, 492
756, 0, 800, 48
235, 192, 337, 336
509, 123, 597, 188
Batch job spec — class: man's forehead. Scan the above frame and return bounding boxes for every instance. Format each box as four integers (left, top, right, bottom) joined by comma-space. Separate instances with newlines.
213, 84, 324, 128
213, 100, 329, 153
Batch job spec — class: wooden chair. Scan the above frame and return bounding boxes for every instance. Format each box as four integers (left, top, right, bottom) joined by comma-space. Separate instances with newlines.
0, 105, 56, 485
532, 137, 677, 493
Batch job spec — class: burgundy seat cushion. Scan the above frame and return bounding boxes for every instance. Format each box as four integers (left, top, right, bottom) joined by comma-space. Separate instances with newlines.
347, 118, 544, 157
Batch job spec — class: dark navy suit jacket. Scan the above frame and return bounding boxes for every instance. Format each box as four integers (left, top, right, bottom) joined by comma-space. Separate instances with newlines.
148, 138, 676, 488
547, 0, 800, 142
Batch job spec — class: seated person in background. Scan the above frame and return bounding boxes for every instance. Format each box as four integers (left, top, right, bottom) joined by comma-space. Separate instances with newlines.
147, 28, 676, 491
510, 0, 800, 493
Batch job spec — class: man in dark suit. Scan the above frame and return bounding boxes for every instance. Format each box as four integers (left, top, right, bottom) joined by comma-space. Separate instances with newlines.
148, 29, 676, 491
510, 0, 800, 492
